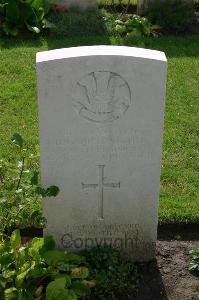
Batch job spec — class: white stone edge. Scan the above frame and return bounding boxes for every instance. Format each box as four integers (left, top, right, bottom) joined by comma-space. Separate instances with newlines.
36, 45, 167, 64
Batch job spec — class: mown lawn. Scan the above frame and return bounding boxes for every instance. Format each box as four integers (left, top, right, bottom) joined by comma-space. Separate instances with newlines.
0, 34, 198, 224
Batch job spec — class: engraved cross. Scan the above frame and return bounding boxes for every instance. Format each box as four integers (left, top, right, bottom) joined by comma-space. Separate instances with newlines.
82, 165, 120, 220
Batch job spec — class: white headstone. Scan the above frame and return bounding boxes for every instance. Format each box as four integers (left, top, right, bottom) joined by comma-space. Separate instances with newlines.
58, 0, 98, 10
137, 0, 193, 16
36, 46, 167, 261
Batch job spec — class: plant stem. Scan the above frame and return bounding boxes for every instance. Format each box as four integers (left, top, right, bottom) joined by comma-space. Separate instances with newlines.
16, 156, 25, 190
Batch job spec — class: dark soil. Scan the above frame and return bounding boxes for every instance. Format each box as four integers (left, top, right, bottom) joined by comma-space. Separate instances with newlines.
137, 240, 199, 300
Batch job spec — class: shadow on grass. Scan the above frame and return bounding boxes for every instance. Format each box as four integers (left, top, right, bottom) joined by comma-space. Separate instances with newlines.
1, 33, 199, 60
45, 35, 199, 59
0, 8, 199, 59
0, 34, 44, 49
44, 10, 199, 57
45, 35, 112, 50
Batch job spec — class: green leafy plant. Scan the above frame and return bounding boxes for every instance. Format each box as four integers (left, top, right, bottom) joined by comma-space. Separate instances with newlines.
82, 247, 140, 299
0, 0, 55, 36
0, 133, 59, 237
147, 0, 195, 33
189, 249, 199, 274
115, 14, 161, 38
0, 229, 94, 299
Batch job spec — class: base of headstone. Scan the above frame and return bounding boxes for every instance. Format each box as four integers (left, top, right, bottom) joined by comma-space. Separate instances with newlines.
44, 222, 157, 261
137, 0, 194, 15
57, 0, 98, 11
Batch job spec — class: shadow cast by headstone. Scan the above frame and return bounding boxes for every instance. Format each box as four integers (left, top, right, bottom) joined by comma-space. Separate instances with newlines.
136, 259, 168, 300
158, 223, 199, 241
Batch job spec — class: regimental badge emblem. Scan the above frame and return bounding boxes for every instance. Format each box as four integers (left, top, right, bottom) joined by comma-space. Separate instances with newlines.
72, 71, 131, 123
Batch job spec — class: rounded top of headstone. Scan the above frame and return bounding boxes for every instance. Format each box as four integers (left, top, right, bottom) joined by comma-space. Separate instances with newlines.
36, 46, 167, 64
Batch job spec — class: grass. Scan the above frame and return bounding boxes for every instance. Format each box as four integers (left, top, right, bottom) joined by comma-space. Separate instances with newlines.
0, 27, 199, 224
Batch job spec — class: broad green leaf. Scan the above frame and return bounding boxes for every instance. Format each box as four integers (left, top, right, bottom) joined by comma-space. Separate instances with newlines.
0, 252, 14, 266
53, 274, 71, 287
64, 252, 85, 264
11, 133, 23, 148
65, 289, 77, 300
71, 281, 90, 297
30, 171, 39, 185
189, 263, 198, 270
46, 278, 67, 300
19, 5, 33, 22
4, 287, 17, 299
0, 278, 7, 289
28, 237, 44, 259
35, 7, 45, 20
27, 265, 49, 280
36, 185, 60, 197
71, 267, 89, 279
5, 0, 19, 22
48, 286, 77, 300
30, 210, 42, 222
0, 3, 7, 14
35, 186, 46, 196
16, 266, 31, 287
29, 236, 55, 258
26, 23, 40, 34
42, 250, 67, 265
17, 289, 28, 300
191, 249, 199, 255
41, 236, 55, 253
45, 185, 60, 197
31, 0, 50, 14
0, 241, 7, 254
2, 270, 16, 279
10, 229, 21, 249
42, 18, 56, 30
3, 22, 19, 36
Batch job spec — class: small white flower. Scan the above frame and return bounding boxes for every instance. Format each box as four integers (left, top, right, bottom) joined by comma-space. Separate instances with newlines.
17, 161, 23, 168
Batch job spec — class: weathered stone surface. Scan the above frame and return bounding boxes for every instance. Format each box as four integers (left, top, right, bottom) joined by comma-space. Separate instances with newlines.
36, 46, 167, 261
58, 0, 98, 11
137, 0, 193, 15
137, 0, 155, 15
